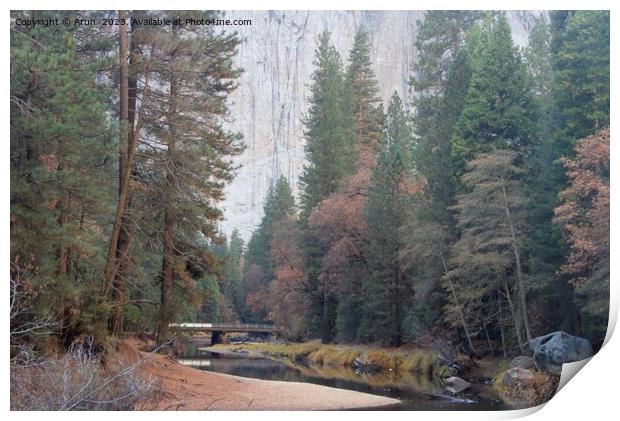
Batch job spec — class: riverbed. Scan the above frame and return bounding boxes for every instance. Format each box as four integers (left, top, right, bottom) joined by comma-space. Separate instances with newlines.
178, 346, 509, 411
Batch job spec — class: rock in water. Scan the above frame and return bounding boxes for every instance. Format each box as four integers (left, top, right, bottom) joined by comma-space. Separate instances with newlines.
510, 356, 537, 370
444, 376, 471, 394
529, 331, 593, 375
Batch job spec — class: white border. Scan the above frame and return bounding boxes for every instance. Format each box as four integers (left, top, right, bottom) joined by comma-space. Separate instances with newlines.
3, 1, 618, 420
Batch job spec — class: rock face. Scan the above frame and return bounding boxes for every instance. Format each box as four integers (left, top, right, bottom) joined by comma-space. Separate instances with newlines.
529, 331, 593, 375
220, 10, 545, 238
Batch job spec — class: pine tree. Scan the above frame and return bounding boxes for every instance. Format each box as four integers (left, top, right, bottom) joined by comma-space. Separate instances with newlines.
224, 229, 245, 318
143, 12, 244, 342
406, 13, 484, 336
453, 15, 539, 169
410, 11, 484, 146
359, 93, 415, 346
246, 176, 296, 276
521, 16, 578, 335
551, 11, 609, 144
447, 150, 531, 351
10, 11, 114, 344
306, 26, 387, 343
345, 27, 385, 160
244, 177, 296, 322
299, 31, 356, 220
298, 31, 357, 342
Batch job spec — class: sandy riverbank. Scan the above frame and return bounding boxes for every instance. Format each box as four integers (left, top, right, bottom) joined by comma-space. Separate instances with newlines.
119, 339, 401, 410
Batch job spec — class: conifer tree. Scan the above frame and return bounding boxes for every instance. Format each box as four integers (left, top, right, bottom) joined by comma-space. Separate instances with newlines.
11, 11, 114, 344
447, 150, 531, 350
299, 32, 356, 220
359, 93, 415, 346
406, 13, 483, 334
224, 229, 245, 318
345, 27, 385, 160
146, 13, 243, 342
244, 177, 296, 322
554, 128, 609, 346
551, 11, 609, 144
410, 11, 484, 145
453, 15, 539, 168
246, 177, 296, 276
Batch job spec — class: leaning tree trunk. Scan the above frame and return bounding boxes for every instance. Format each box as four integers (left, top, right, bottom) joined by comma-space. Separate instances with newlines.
102, 14, 151, 299
503, 279, 525, 353
109, 15, 142, 335
102, 11, 130, 298
440, 255, 477, 356
501, 182, 532, 344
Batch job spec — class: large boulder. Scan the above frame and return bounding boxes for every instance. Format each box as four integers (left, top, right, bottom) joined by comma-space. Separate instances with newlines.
497, 367, 559, 408
529, 331, 593, 375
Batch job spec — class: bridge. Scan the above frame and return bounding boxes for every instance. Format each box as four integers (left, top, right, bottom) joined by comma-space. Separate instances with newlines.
170, 323, 276, 344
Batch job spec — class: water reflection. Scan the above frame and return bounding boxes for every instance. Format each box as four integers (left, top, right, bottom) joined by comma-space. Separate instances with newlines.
179, 349, 508, 411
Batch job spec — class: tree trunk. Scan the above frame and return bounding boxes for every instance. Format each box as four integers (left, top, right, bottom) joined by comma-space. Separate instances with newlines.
498, 292, 507, 357
56, 188, 70, 277
102, 12, 150, 299
157, 26, 179, 345
321, 291, 335, 343
440, 255, 477, 356
102, 11, 130, 298
503, 279, 525, 353
501, 181, 532, 343
118, 10, 129, 195
157, 209, 175, 344
109, 15, 141, 335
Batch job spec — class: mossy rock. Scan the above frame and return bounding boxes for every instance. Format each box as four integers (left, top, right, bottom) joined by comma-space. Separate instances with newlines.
496, 367, 560, 408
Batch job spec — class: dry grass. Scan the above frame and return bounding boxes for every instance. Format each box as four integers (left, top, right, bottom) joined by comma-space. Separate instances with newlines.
220, 341, 446, 376
10, 341, 163, 411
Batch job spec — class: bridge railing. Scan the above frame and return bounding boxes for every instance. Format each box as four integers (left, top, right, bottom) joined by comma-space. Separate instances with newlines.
169, 322, 275, 330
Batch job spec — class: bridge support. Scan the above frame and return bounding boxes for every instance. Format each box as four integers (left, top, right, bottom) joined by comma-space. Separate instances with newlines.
211, 331, 222, 345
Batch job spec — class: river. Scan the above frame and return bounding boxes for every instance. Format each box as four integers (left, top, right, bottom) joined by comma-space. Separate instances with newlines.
178, 346, 510, 411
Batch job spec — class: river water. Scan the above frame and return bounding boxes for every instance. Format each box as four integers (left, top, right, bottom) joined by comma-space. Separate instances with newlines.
178, 347, 510, 411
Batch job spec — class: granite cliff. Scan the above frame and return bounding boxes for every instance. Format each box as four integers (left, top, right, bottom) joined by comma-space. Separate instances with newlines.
220, 10, 543, 239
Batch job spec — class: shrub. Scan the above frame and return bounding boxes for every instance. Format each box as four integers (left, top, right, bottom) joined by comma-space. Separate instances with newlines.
10, 341, 162, 410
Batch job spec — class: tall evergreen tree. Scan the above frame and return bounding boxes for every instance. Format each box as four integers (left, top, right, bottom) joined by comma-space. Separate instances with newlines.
359, 93, 414, 346
453, 15, 539, 168
244, 176, 296, 322
144, 13, 244, 342
11, 11, 114, 344
299, 31, 356, 220
298, 31, 356, 342
521, 16, 579, 336
550, 11, 609, 144
405, 13, 484, 335
224, 229, 245, 318
410, 10, 484, 141
346, 27, 385, 160
447, 150, 531, 351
